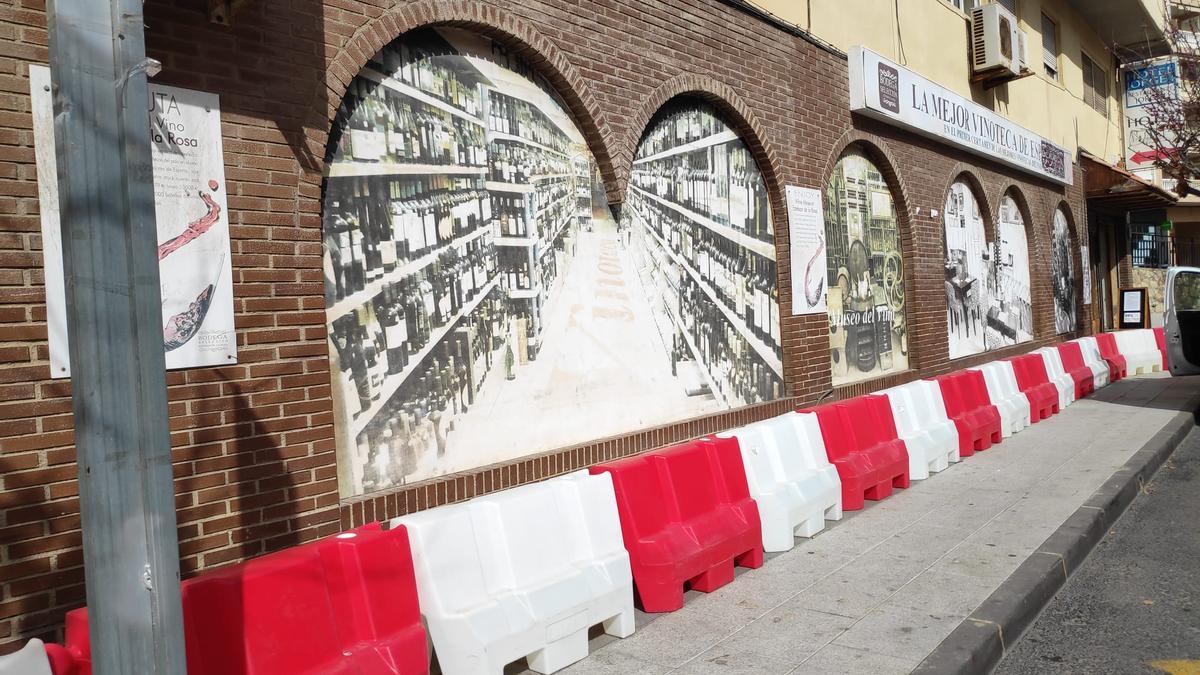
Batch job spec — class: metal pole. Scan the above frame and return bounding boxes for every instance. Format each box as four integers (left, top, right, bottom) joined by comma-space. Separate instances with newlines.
46, 1, 187, 673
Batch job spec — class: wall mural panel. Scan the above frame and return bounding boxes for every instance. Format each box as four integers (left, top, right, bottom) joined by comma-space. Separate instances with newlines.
323, 29, 782, 497
943, 181, 988, 360
991, 195, 1034, 347
825, 150, 909, 386
1051, 208, 1077, 334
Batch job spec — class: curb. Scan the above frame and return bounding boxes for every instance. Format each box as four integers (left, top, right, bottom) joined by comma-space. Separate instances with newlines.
913, 395, 1200, 675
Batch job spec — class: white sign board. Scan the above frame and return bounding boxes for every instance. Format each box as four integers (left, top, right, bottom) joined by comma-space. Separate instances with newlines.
848, 46, 1073, 185
1080, 244, 1092, 305
1123, 58, 1178, 179
786, 185, 827, 315
31, 65, 236, 377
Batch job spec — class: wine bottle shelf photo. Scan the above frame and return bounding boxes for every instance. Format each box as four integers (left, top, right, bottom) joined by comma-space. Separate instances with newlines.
359, 66, 486, 128
326, 224, 493, 325
632, 129, 738, 166
634, 207, 783, 378
327, 162, 489, 178
349, 275, 501, 437
629, 184, 776, 261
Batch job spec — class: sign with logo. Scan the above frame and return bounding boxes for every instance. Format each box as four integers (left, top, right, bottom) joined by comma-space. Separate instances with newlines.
1123, 58, 1178, 178
848, 46, 1073, 185
30, 65, 236, 377
785, 185, 827, 316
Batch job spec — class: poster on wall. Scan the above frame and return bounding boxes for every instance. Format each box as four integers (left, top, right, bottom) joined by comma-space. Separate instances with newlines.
1050, 209, 1077, 334
943, 181, 988, 360
324, 29, 782, 497
30, 65, 236, 377
1081, 244, 1092, 305
824, 149, 908, 386
1123, 57, 1178, 181
991, 195, 1034, 347
786, 185, 827, 315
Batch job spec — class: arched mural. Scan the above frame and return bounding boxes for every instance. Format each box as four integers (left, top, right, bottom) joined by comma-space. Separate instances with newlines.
323, 30, 781, 497
943, 180, 988, 359
824, 149, 908, 386
1051, 208, 1077, 334
992, 194, 1034, 347
622, 99, 784, 408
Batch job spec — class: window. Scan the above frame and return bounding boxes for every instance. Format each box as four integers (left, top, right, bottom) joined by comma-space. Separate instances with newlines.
1081, 53, 1109, 116
952, 0, 978, 11
1130, 224, 1170, 269
1041, 13, 1059, 79
995, 0, 1016, 12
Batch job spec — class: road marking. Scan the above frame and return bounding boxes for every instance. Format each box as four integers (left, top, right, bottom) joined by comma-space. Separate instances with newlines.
1150, 660, 1200, 675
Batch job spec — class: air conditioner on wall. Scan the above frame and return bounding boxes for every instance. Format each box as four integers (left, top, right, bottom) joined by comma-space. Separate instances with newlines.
971, 3, 1022, 79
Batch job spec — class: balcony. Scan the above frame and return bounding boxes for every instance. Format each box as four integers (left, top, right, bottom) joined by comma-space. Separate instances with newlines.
1065, 0, 1169, 58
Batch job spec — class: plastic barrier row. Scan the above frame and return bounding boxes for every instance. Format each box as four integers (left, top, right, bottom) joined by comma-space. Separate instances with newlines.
22, 330, 1162, 675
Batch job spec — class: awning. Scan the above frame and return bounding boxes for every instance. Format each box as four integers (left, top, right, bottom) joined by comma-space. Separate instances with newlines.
1081, 151, 1178, 211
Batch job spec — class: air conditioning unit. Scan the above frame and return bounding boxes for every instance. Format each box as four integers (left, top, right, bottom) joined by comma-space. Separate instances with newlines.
971, 3, 1021, 78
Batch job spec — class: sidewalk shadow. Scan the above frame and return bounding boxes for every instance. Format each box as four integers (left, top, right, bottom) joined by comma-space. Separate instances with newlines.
1085, 373, 1200, 416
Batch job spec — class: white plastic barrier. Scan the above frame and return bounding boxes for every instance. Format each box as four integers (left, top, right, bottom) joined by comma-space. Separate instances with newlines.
394, 470, 634, 675
970, 360, 1031, 438
881, 380, 960, 479
1035, 347, 1076, 411
1074, 337, 1111, 390
0, 639, 51, 675
1113, 329, 1161, 375
717, 412, 842, 552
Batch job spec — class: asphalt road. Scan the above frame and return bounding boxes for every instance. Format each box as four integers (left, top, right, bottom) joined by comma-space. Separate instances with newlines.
996, 426, 1200, 675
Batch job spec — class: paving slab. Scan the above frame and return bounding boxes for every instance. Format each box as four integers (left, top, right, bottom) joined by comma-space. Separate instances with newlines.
539, 373, 1200, 674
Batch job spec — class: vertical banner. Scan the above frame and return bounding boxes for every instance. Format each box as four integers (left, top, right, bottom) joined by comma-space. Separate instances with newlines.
786, 185, 827, 315
31, 65, 236, 377
1123, 58, 1178, 181
1081, 244, 1092, 305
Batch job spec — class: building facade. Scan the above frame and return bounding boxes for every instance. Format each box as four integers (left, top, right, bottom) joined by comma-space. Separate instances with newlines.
0, 0, 1163, 650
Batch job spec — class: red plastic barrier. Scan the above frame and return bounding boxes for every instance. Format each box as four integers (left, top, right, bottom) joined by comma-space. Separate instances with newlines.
1055, 342, 1096, 399
49, 524, 427, 675
932, 370, 1002, 455
1008, 354, 1059, 421
1154, 327, 1169, 370
591, 437, 762, 613
1095, 332, 1129, 381
45, 609, 88, 675
805, 395, 909, 511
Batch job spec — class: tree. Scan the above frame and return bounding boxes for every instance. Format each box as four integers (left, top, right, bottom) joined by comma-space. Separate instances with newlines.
1118, 6, 1200, 197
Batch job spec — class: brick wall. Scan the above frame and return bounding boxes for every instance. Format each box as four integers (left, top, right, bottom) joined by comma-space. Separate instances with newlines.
0, 0, 1091, 650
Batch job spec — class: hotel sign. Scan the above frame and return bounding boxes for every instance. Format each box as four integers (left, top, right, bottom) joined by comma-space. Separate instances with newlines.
848, 46, 1073, 186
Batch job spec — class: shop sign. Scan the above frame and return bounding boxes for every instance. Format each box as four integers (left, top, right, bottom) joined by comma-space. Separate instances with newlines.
30, 65, 236, 377
848, 46, 1073, 186
1123, 57, 1178, 180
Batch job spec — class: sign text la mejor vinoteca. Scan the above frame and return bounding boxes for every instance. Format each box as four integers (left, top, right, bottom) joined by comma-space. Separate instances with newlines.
848, 46, 1072, 186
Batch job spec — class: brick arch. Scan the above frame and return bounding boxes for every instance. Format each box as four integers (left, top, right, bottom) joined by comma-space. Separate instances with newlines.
941, 167, 996, 243
821, 131, 922, 371
620, 73, 785, 209
1050, 200, 1084, 334
304, 0, 619, 200
996, 185, 1044, 337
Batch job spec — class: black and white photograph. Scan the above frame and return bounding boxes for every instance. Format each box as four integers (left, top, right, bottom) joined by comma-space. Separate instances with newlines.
1051, 208, 1077, 334
943, 180, 988, 360
824, 150, 909, 386
991, 195, 1035, 348
323, 29, 783, 497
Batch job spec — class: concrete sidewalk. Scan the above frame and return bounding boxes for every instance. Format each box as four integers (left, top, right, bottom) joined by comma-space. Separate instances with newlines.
539, 373, 1199, 675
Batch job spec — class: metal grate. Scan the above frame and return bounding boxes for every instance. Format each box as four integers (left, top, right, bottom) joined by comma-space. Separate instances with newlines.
1130, 223, 1170, 269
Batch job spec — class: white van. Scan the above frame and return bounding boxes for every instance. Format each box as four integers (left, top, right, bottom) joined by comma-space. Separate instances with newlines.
1164, 266, 1200, 375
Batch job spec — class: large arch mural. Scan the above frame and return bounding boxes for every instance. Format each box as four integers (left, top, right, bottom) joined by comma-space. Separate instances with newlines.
943, 180, 989, 359
323, 30, 782, 497
1051, 207, 1077, 334
824, 148, 909, 386
993, 193, 1035, 346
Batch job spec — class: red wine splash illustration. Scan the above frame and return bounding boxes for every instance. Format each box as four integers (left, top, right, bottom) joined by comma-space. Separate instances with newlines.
158, 179, 221, 260
163, 284, 215, 352
804, 234, 826, 308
